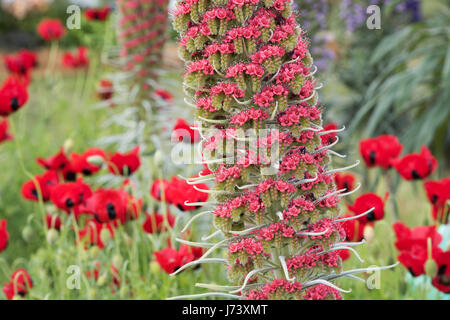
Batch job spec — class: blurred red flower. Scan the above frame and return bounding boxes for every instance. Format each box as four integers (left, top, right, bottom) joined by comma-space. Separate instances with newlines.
153, 245, 197, 274
84, 7, 111, 21
97, 79, 114, 100
84, 188, 125, 223
150, 178, 170, 202
165, 176, 209, 211
0, 219, 9, 253
37, 147, 76, 181
155, 89, 173, 102
347, 192, 389, 223
21, 170, 59, 202
172, 118, 200, 144
432, 250, 450, 293
3, 50, 38, 76
62, 47, 89, 69
340, 214, 366, 242
2, 268, 33, 300
0, 117, 13, 144
424, 178, 450, 224
320, 122, 338, 145
334, 172, 356, 192
393, 222, 443, 277
142, 212, 175, 234
37, 19, 66, 41
70, 147, 106, 176
107, 146, 141, 176
0, 76, 29, 116
49, 179, 92, 215
359, 135, 403, 170
392, 145, 437, 180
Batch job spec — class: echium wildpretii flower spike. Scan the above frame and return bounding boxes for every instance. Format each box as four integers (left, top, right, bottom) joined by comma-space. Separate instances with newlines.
116, 0, 169, 91
170, 0, 397, 300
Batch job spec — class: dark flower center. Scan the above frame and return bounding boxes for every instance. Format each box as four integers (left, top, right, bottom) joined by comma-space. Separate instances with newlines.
369, 151, 376, 165
366, 211, 375, 222
65, 198, 74, 208
106, 203, 116, 220
82, 168, 92, 176
411, 170, 420, 180
10, 97, 19, 111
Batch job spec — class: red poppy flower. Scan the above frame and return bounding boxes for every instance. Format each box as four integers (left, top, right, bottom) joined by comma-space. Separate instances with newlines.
78, 219, 114, 249
199, 163, 213, 176
165, 176, 209, 211
45, 214, 62, 231
0, 117, 13, 144
359, 135, 403, 170
155, 89, 173, 102
424, 178, 450, 223
3, 50, 38, 76
334, 172, 356, 192
49, 179, 92, 214
432, 250, 450, 293
393, 222, 443, 277
62, 47, 89, 69
320, 122, 338, 145
70, 147, 106, 176
37, 19, 66, 41
347, 192, 389, 223
392, 145, 437, 180
150, 178, 170, 201
21, 170, 59, 202
338, 249, 350, 261
0, 220, 9, 253
107, 146, 141, 176
37, 148, 76, 181
143, 212, 175, 234
2, 268, 33, 300
340, 214, 366, 242
97, 79, 114, 100
0, 76, 29, 116
84, 7, 111, 21
153, 245, 196, 274
172, 118, 200, 144
84, 189, 125, 223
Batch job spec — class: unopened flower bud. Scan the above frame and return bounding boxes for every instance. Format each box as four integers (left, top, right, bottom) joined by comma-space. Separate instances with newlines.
87, 155, 104, 167
63, 139, 73, 153
100, 228, 112, 245
97, 274, 107, 287
88, 288, 97, 300
363, 225, 375, 244
150, 261, 161, 274
425, 259, 437, 278
22, 225, 34, 243
112, 254, 123, 269
153, 150, 163, 168
46, 229, 59, 244
120, 286, 129, 299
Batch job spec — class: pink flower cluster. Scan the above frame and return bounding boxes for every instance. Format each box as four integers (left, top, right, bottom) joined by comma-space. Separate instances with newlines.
211, 82, 245, 97
215, 165, 241, 183
270, 16, 297, 43
254, 85, 288, 107
279, 149, 317, 173
277, 103, 321, 127
226, 26, 261, 41
246, 279, 303, 300
187, 59, 214, 75
230, 108, 269, 126
203, 8, 235, 22
276, 62, 310, 84
204, 42, 235, 56
251, 45, 285, 64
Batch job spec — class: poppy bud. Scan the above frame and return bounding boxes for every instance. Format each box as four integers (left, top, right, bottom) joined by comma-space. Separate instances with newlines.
100, 227, 112, 245
63, 139, 73, 153
22, 225, 34, 243
153, 150, 163, 168
112, 254, 123, 269
46, 229, 58, 244
149, 261, 161, 274
87, 155, 105, 167
425, 259, 437, 278
363, 225, 375, 244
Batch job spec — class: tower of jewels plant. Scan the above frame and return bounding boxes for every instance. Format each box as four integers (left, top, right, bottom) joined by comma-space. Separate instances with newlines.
171, 0, 396, 300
